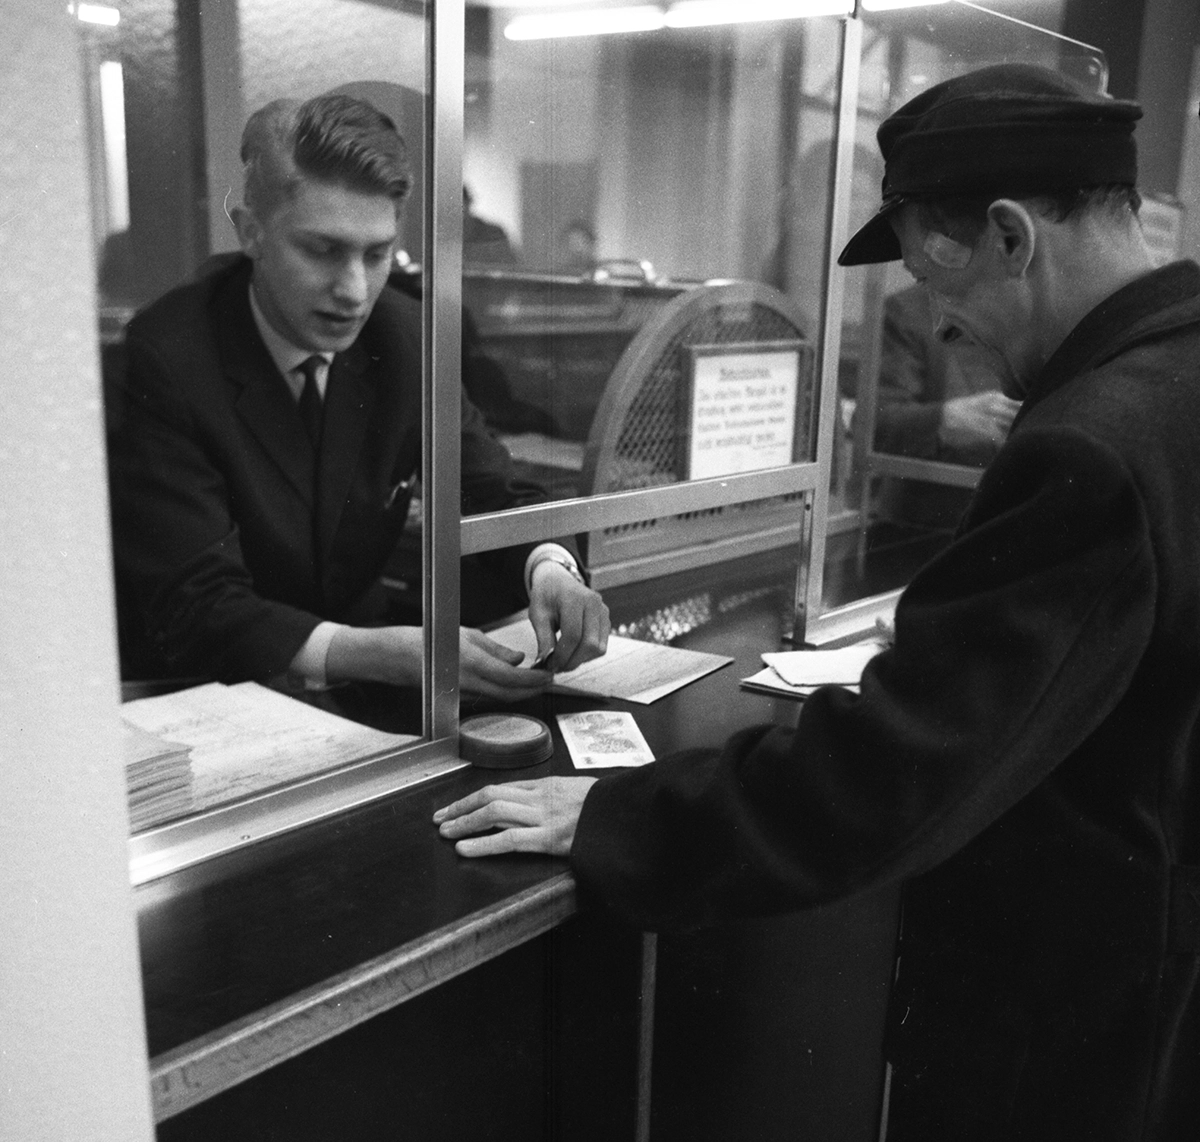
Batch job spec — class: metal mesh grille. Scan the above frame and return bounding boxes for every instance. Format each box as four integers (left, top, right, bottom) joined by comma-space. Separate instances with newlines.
600, 299, 813, 494
615, 582, 785, 645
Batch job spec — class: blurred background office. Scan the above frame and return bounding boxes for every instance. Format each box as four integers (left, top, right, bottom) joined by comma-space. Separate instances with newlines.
82, 0, 1200, 581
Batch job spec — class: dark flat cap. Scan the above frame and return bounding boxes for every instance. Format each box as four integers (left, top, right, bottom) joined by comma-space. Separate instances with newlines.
839, 63, 1142, 266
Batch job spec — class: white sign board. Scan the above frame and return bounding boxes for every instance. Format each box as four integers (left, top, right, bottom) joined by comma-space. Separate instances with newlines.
686, 344, 801, 480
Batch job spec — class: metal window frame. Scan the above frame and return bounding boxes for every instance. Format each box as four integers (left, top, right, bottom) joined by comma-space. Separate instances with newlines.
425, 0, 465, 745
128, 4, 866, 884
459, 14, 865, 635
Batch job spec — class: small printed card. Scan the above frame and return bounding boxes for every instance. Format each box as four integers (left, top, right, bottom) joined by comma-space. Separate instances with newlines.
556, 710, 656, 769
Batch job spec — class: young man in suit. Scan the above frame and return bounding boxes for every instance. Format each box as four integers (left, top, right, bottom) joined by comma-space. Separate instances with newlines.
435, 65, 1200, 1139
109, 92, 608, 695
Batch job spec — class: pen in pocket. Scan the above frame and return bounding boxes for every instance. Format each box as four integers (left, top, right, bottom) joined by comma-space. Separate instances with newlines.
385, 475, 415, 510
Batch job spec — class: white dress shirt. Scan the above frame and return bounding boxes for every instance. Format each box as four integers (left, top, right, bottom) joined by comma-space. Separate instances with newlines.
248, 283, 580, 686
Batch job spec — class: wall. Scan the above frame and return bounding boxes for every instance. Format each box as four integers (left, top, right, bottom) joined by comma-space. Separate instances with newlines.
1179, 48, 1200, 263
1134, 0, 1200, 270
0, 3, 154, 1140
475, 32, 602, 261
208, 0, 428, 256
241, 0, 426, 107
468, 20, 837, 283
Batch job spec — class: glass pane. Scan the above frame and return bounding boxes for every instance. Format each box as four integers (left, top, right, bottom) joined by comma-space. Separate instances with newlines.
825, 0, 1106, 610
453, 7, 841, 602
94, 0, 437, 834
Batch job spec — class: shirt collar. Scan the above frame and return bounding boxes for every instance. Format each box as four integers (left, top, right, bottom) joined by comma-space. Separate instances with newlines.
247, 281, 334, 380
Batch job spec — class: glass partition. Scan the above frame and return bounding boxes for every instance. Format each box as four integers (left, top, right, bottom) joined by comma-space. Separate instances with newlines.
453, 0, 1104, 632
84, 0, 1103, 875
827, 0, 1107, 611
447, 4, 851, 651
84, 0, 458, 872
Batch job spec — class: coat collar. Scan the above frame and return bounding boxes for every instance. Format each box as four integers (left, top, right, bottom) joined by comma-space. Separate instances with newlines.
1014, 260, 1200, 430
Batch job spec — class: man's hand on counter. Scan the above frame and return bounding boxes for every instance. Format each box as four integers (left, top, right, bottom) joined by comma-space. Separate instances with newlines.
433, 776, 597, 857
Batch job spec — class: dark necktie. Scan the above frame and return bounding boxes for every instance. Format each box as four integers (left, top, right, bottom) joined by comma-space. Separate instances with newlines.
297, 355, 324, 449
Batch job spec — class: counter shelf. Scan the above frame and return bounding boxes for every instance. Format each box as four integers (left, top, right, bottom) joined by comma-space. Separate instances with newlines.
143, 536, 930, 1135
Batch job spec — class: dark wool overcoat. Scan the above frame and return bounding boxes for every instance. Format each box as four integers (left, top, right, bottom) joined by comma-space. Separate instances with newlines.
573, 261, 1200, 1140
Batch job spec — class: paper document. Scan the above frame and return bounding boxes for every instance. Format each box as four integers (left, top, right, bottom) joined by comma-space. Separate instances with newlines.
762, 640, 886, 686
487, 618, 732, 704
740, 667, 839, 699
121, 682, 419, 812
119, 721, 193, 832
741, 639, 887, 700
557, 711, 655, 769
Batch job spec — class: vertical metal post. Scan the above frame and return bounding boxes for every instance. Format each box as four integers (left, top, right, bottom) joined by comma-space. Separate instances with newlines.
799, 12, 863, 637
425, 0, 466, 741
635, 932, 658, 1142
854, 261, 888, 577
196, 0, 246, 256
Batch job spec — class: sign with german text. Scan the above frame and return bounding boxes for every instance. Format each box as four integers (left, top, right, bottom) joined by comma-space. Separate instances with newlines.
685, 343, 802, 480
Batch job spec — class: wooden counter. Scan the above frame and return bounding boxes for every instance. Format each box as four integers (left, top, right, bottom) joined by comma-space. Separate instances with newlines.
143, 537, 932, 1140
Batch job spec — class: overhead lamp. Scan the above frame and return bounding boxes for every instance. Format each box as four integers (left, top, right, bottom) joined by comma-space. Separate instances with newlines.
505, 0, 853, 38
98, 60, 130, 231
666, 0, 851, 25
504, 5, 666, 39
860, 0, 949, 11
72, 3, 121, 25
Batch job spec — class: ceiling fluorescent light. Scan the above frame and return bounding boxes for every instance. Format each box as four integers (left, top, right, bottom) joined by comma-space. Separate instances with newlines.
505, 5, 666, 39
75, 3, 121, 24
666, 0, 849, 24
861, 0, 949, 11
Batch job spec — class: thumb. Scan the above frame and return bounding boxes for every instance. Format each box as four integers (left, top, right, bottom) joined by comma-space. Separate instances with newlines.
463, 627, 523, 667
527, 597, 557, 662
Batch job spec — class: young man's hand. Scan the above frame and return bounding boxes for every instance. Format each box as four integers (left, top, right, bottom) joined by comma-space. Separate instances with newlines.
326, 624, 555, 700
527, 560, 610, 672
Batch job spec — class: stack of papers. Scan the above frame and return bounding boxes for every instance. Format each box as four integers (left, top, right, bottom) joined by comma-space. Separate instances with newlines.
121, 721, 193, 832
120, 682, 419, 820
741, 639, 887, 699
487, 619, 732, 704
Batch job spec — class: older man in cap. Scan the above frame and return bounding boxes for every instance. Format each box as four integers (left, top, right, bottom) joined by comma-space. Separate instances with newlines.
435, 65, 1200, 1139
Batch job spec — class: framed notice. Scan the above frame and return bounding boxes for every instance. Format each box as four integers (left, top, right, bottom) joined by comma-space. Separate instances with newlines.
683, 341, 805, 480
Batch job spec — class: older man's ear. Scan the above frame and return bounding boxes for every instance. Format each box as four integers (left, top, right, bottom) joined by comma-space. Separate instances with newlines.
984, 199, 1037, 274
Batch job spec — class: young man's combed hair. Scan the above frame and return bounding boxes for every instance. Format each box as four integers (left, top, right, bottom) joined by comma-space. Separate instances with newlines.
240, 93, 411, 218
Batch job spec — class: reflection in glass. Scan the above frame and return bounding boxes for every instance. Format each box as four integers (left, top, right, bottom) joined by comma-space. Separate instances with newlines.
86, 0, 1107, 839
459, 11, 839, 599
91, 0, 438, 833
867, 283, 1018, 528
830, 0, 1105, 606
97, 60, 131, 233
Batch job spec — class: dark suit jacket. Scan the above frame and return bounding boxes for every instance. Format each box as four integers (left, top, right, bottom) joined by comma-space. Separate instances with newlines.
572, 262, 1200, 1140
109, 256, 549, 681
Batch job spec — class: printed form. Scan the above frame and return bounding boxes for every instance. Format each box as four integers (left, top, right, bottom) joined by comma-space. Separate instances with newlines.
487, 618, 732, 704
